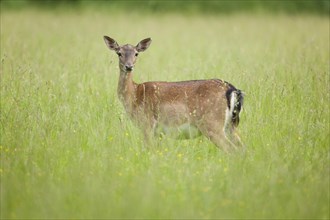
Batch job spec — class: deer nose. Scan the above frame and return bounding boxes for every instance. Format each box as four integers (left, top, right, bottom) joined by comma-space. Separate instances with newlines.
125, 65, 133, 72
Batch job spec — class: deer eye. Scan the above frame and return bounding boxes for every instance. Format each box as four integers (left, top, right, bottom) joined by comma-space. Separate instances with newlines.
117, 52, 122, 57
135, 53, 139, 57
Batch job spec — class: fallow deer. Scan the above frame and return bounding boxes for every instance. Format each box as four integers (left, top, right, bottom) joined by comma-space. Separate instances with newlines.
103, 36, 244, 152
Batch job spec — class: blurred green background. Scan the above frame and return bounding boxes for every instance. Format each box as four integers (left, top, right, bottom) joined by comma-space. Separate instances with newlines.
2, 0, 329, 15
1, 0, 329, 219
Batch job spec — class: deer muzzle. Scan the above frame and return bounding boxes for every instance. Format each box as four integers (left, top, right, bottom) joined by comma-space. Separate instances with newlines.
125, 64, 133, 72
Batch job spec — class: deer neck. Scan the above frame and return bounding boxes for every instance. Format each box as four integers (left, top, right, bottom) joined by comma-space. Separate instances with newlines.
117, 69, 137, 113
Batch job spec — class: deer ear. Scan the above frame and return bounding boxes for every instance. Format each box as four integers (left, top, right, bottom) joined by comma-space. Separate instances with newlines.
136, 38, 152, 52
103, 36, 120, 51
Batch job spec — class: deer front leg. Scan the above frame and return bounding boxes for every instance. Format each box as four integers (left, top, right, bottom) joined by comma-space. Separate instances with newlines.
138, 116, 158, 147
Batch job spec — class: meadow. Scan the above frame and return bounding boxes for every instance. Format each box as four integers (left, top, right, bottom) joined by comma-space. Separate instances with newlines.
0, 8, 329, 219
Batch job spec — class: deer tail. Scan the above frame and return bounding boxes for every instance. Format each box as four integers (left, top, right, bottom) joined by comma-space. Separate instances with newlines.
226, 88, 244, 127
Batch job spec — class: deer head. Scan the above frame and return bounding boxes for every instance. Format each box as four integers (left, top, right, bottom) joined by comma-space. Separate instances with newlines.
103, 36, 152, 73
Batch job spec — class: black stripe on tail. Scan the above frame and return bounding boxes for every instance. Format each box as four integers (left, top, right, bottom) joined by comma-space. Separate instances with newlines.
226, 87, 244, 127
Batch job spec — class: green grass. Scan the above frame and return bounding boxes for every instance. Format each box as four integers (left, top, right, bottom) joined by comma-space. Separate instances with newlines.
1, 9, 329, 219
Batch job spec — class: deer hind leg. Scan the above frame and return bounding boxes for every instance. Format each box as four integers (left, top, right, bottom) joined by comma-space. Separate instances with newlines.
224, 126, 245, 150
209, 131, 238, 153
197, 120, 237, 153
